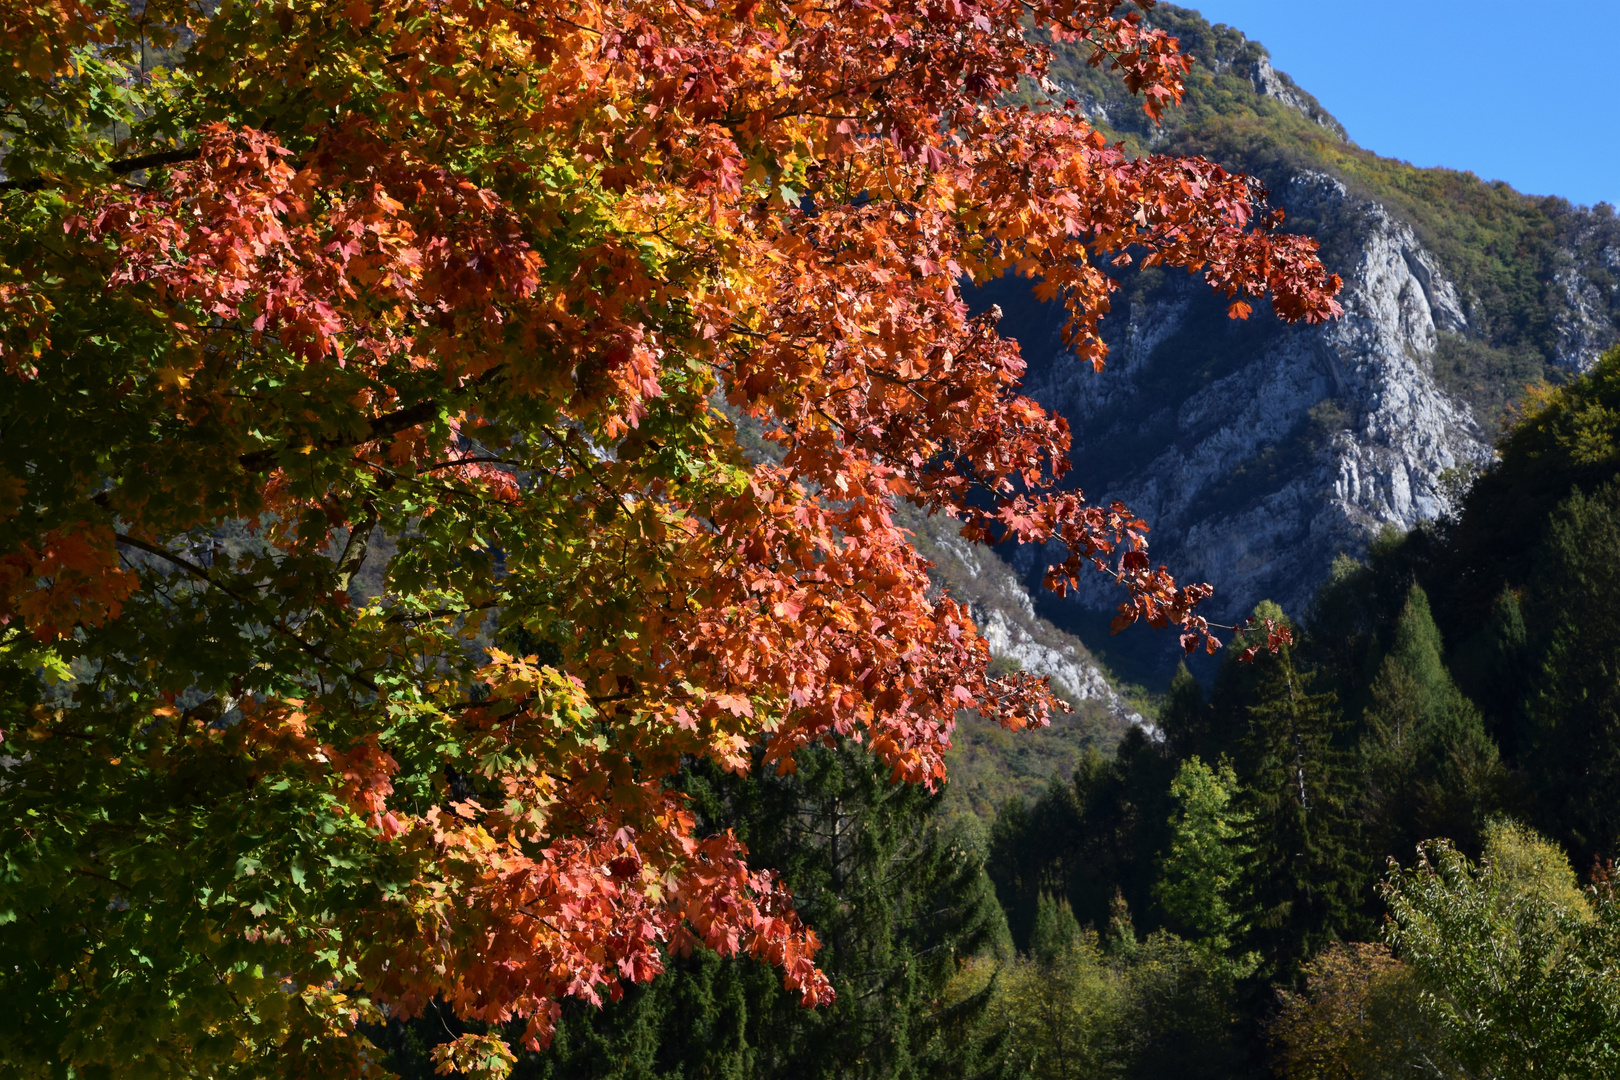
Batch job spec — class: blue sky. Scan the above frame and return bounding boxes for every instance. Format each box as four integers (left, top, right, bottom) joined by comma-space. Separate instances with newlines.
1180, 1, 1620, 209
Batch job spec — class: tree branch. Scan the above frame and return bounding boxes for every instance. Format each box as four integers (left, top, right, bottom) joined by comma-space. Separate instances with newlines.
334, 496, 380, 595
0, 147, 200, 192
237, 366, 505, 472
237, 399, 444, 472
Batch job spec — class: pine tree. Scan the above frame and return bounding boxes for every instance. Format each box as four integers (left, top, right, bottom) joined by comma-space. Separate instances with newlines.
988, 731, 1176, 949
688, 746, 1013, 1080
1358, 585, 1504, 859
988, 775, 1085, 952
1483, 589, 1531, 757
1449, 586, 1532, 761
1157, 663, 1221, 765
1231, 608, 1366, 980
1030, 894, 1085, 964
1524, 478, 1620, 860
372, 744, 1012, 1079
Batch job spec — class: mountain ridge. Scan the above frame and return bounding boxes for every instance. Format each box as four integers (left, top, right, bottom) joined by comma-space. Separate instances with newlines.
958, 4, 1620, 687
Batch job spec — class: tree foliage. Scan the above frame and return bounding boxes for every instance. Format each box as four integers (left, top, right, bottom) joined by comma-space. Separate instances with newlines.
1382, 822, 1620, 1079
959, 893, 1247, 1080
987, 730, 1177, 951
1435, 345, 1620, 633
1522, 479, 1620, 856
373, 745, 1011, 1080
1343, 345, 1620, 861
976, 358, 1620, 1075
1357, 585, 1502, 859
979, 345, 1620, 1077
1154, 755, 1249, 956
0, 0, 1341, 1072
1269, 943, 1450, 1080
1229, 614, 1365, 981
987, 896, 1125, 1080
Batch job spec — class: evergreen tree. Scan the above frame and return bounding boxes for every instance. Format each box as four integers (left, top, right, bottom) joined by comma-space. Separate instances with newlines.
984, 895, 1123, 1080
373, 744, 1012, 1080
689, 745, 1013, 1080
1524, 478, 1620, 860
1030, 893, 1086, 963
987, 777, 1083, 952
1450, 586, 1532, 761
1157, 663, 1219, 764
1231, 608, 1366, 980
982, 894, 1249, 1080
1357, 585, 1504, 859
1154, 757, 1251, 956
988, 730, 1176, 949
1302, 547, 1410, 721
985, 742, 1257, 1079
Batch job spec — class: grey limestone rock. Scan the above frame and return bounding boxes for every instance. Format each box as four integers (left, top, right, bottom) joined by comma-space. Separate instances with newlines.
898, 506, 1144, 727
995, 173, 1500, 624
1551, 264, 1619, 370
1247, 56, 1349, 142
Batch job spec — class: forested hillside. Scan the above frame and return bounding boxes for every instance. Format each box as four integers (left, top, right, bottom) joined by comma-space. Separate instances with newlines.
985, 345, 1620, 1075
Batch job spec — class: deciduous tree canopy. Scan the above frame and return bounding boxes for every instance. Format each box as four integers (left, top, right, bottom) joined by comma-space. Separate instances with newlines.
0, 0, 1340, 1072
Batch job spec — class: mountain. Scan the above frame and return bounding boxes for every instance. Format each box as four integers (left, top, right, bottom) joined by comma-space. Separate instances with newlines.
957, 4, 1620, 687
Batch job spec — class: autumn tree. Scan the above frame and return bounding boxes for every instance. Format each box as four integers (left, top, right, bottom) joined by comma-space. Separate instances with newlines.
374, 744, 1013, 1080
1269, 943, 1448, 1080
0, 0, 1340, 1072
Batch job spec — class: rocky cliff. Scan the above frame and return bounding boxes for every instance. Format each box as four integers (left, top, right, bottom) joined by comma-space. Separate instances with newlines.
900, 4, 1620, 794
967, 5, 1620, 682
995, 172, 1497, 621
